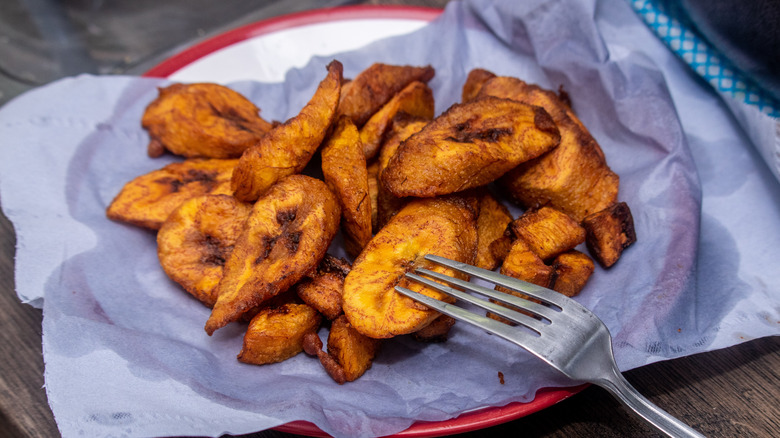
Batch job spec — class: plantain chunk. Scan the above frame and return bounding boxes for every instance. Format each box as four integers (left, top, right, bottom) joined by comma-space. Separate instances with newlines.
205, 175, 341, 335
231, 61, 343, 202
237, 303, 322, 365
510, 206, 585, 261
489, 238, 552, 324
478, 76, 619, 221
475, 190, 514, 270
321, 116, 373, 258
142, 83, 273, 158
106, 158, 237, 230
294, 254, 351, 320
325, 315, 381, 382
359, 81, 435, 160
412, 315, 456, 343
582, 201, 636, 268
337, 63, 435, 127
550, 250, 595, 297
461, 68, 497, 102
157, 194, 251, 307
342, 195, 478, 339
382, 96, 561, 198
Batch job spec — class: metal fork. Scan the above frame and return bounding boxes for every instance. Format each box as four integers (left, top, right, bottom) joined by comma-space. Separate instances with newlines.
395, 254, 705, 438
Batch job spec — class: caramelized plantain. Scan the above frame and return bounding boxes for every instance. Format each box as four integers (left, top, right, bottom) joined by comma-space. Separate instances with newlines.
475, 190, 514, 270
142, 83, 273, 158
231, 61, 343, 202
359, 81, 435, 160
157, 194, 251, 307
510, 206, 586, 261
478, 76, 618, 221
461, 68, 497, 102
294, 254, 351, 320
549, 250, 595, 297
205, 175, 341, 334
325, 315, 381, 382
412, 315, 456, 343
106, 158, 237, 230
382, 96, 561, 198
321, 116, 373, 258
337, 63, 435, 127
582, 201, 636, 268
342, 195, 478, 339
237, 303, 322, 365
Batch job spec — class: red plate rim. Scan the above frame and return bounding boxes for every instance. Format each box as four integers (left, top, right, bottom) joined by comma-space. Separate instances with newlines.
143, 4, 443, 78
143, 4, 587, 436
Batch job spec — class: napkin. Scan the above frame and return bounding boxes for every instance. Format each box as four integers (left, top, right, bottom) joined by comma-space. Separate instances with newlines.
1, 0, 779, 437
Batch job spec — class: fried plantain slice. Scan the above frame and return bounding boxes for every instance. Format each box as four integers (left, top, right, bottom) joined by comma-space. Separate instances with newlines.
142, 83, 273, 158
106, 158, 237, 230
382, 96, 561, 198
342, 195, 478, 339
321, 116, 372, 258
478, 76, 619, 221
359, 81, 435, 160
326, 315, 381, 382
510, 206, 586, 261
475, 190, 514, 270
549, 250, 595, 297
488, 238, 553, 324
461, 68, 497, 102
294, 254, 351, 320
412, 315, 456, 343
205, 175, 341, 334
375, 115, 429, 229
582, 201, 636, 268
231, 61, 343, 202
366, 161, 380, 232
337, 63, 435, 127
237, 303, 322, 365
157, 194, 251, 307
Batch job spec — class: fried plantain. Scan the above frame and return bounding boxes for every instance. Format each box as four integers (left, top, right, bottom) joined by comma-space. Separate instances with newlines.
231, 61, 343, 202
582, 201, 636, 268
359, 81, 435, 160
205, 175, 341, 335
157, 194, 251, 307
382, 96, 561, 198
488, 238, 552, 324
366, 161, 380, 232
337, 63, 435, 127
106, 158, 237, 230
412, 315, 456, 343
478, 76, 619, 221
510, 206, 586, 261
237, 303, 322, 365
549, 250, 595, 297
342, 195, 478, 339
325, 315, 381, 382
294, 254, 351, 320
142, 83, 273, 158
321, 116, 372, 258
475, 190, 514, 270
461, 68, 497, 102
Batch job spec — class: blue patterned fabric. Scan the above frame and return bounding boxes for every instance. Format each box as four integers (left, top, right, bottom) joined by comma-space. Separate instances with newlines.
629, 0, 779, 118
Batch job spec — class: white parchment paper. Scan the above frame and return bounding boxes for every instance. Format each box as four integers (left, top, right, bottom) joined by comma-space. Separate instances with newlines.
1, 0, 778, 437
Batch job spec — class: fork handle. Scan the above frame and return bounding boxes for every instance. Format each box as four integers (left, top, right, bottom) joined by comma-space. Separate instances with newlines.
598, 369, 706, 438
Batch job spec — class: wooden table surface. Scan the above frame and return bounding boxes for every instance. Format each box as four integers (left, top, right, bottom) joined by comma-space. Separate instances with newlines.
1, 1, 779, 437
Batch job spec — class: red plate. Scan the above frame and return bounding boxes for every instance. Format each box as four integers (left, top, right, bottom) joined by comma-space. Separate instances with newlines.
144, 5, 585, 436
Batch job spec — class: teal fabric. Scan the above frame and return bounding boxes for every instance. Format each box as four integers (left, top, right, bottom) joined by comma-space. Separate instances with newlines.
628, 0, 779, 118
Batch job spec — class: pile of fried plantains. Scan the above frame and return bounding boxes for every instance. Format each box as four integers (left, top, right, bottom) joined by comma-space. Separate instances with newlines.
107, 61, 636, 384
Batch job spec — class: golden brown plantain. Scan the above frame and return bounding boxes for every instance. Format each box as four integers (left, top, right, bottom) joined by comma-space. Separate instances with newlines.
461, 68, 497, 102
325, 315, 381, 382
205, 175, 341, 334
366, 161, 380, 232
142, 83, 273, 158
231, 61, 343, 202
157, 194, 251, 307
412, 315, 456, 343
382, 96, 561, 198
294, 254, 351, 320
510, 206, 586, 261
359, 81, 435, 160
337, 63, 435, 127
478, 76, 618, 221
475, 190, 514, 270
549, 250, 595, 297
106, 158, 237, 230
321, 116, 373, 258
342, 195, 478, 339
237, 303, 322, 365
582, 201, 636, 268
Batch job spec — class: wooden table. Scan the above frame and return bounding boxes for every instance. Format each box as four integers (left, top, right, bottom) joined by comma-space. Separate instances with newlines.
1, 1, 779, 437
